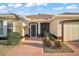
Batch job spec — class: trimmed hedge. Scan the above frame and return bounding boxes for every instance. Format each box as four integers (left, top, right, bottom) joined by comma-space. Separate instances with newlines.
7, 32, 21, 45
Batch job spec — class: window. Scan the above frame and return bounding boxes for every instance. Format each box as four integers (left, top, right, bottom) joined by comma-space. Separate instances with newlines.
7, 20, 13, 34
0, 20, 3, 35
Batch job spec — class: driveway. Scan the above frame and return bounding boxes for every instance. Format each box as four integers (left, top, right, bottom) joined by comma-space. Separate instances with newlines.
68, 42, 79, 48
65, 42, 79, 53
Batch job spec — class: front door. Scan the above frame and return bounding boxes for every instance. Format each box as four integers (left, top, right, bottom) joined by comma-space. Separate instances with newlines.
30, 23, 37, 37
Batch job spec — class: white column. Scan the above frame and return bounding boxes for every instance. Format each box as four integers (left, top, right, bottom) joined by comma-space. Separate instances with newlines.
38, 22, 40, 34
3, 20, 7, 37
21, 23, 26, 42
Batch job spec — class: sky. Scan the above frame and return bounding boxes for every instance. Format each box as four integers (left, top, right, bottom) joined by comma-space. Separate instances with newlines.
0, 3, 79, 16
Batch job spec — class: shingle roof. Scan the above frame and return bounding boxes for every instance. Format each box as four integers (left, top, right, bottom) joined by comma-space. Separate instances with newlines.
26, 14, 53, 19
0, 13, 16, 19
60, 12, 79, 15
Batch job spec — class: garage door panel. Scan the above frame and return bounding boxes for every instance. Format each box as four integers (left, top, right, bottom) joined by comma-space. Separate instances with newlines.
64, 22, 79, 41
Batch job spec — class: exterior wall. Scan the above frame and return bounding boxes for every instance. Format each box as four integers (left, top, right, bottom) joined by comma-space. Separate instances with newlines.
13, 21, 22, 36
50, 18, 58, 36
28, 19, 51, 22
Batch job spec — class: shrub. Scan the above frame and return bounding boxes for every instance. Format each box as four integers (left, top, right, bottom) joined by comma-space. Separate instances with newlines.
43, 32, 56, 47
7, 32, 21, 45
43, 38, 52, 47
54, 40, 64, 48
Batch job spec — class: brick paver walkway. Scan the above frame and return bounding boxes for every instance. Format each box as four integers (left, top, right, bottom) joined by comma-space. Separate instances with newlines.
7, 37, 43, 56
6, 38, 79, 56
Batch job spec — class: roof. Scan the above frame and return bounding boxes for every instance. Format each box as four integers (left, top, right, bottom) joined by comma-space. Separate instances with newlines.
0, 13, 16, 19
0, 13, 25, 20
60, 12, 79, 15
26, 14, 53, 19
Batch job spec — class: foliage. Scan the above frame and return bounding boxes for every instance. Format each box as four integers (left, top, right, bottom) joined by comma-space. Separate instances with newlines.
7, 32, 21, 45
43, 38, 52, 47
54, 40, 64, 48
44, 32, 55, 41
43, 32, 56, 47
44, 32, 64, 48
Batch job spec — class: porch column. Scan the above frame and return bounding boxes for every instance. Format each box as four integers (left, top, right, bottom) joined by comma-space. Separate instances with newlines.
38, 22, 41, 37
21, 23, 26, 42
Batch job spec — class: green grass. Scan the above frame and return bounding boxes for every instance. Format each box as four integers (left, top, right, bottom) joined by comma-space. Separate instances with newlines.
43, 45, 74, 53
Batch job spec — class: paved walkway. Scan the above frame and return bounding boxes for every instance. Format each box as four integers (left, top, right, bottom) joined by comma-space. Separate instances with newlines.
6, 38, 79, 56
7, 37, 43, 56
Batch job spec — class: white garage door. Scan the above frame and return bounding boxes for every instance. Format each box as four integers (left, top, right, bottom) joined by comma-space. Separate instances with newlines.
64, 22, 79, 41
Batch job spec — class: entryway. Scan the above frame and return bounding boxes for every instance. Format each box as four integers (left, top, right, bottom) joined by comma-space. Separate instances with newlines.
30, 23, 37, 37
28, 22, 49, 37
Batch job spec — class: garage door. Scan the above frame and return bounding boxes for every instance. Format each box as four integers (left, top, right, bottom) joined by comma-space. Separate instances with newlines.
64, 22, 79, 41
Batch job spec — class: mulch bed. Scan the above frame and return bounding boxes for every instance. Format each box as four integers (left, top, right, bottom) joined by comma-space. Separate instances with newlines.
43, 44, 74, 53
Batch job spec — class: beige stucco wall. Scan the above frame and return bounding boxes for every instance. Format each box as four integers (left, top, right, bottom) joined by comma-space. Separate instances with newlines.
50, 18, 58, 36
13, 21, 23, 36
28, 18, 51, 23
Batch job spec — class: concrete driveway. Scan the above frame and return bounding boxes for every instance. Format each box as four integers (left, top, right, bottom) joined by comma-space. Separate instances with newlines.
65, 42, 79, 53
68, 42, 79, 48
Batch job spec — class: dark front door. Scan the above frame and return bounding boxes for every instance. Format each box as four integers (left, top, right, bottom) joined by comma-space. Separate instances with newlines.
41, 23, 49, 37
31, 24, 37, 37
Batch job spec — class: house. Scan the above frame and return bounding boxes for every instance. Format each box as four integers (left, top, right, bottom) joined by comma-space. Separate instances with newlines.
0, 13, 79, 41
50, 12, 79, 41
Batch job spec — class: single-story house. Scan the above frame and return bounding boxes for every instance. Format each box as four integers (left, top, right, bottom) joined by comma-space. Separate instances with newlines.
0, 13, 79, 41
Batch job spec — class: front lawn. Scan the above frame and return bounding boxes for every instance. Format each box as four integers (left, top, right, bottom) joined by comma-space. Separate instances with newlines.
0, 45, 14, 56
0, 41, 14, 56
43, 44, 74, 53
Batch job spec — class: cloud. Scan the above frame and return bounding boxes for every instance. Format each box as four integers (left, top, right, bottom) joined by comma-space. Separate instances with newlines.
0, 9, 9, 14
0, 5, 9, 14
8, 3, 23, 8
25, 3, 47, 7
53, 7, 63, 10
0, 5, 7, 10
15, 3, 23, 8
66, 5, 77, 10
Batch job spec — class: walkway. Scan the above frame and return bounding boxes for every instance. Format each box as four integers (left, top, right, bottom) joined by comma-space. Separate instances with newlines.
7, 37, 43, 56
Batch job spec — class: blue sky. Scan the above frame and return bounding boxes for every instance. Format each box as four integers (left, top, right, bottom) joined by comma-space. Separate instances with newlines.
0, 3, 79, 16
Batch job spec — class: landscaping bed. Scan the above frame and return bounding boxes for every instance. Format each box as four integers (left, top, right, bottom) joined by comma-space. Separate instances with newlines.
43, 32, 74, 53
43, 44, 74, 53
